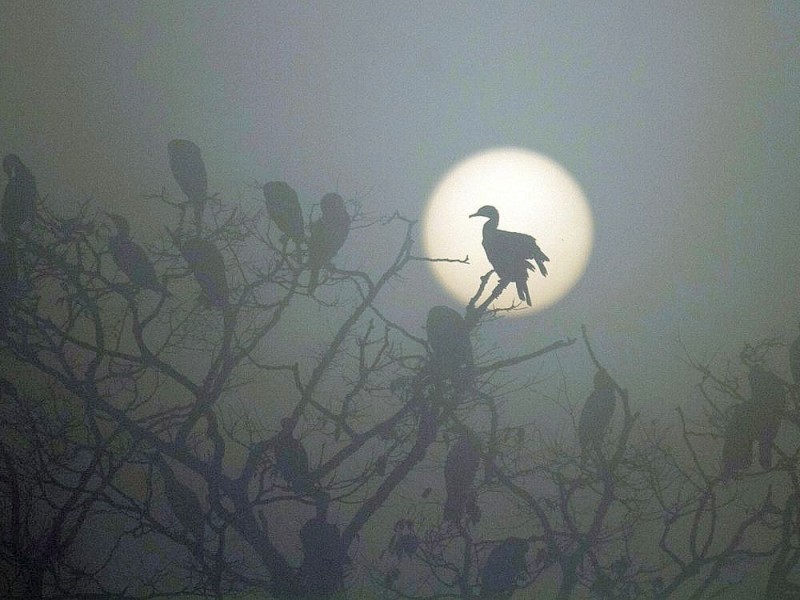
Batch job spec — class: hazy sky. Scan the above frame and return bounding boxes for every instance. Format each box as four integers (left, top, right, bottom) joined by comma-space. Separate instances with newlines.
2, 1, 798, 419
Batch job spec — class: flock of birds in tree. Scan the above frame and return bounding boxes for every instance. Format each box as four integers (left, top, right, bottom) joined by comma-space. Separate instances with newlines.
3, 146, 800, 598
0, 141, 354, 312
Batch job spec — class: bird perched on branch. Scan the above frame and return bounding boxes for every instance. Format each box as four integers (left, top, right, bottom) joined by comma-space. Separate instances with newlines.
168, 139, 207, 234
307, 193, 350, 293
480, 537, 529, 599
426, 305, 473, 383
2, 154, 37, 240
168, 229, 228, 308
721, 402, 758, 480
443, 432, 481, 523
263, 181, 305, 246
107, 213, 169, 296
747, 364, 786, 470
469, 205, 548, 306
578, 368, 616, 459
721, 364, 787, 479
273, 417, 313, 495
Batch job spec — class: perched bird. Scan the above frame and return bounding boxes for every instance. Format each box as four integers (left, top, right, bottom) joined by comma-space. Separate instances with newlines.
578, 369, 616, 459
168, 140, 207, 234
748, 364, 786, 470
480, 537, 529, 599
307, 193, 351, 293
443, 432, 481, 523
168, 230, 228, 308
263, 181, 305, 246
273, 418, 313, 495
789, 323, 800, 387
721, 402, 759, 480
720, 365, 786, 479
106, 213, 169, 295
426, 305, 473, 382
2, 154, 37, 239
469, 205, 549, 306
299, 493, 347, 598
155, 456, 205, 560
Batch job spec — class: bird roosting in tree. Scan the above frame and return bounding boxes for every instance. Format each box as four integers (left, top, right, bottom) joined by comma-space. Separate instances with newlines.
168, 139, 208, 235
307, 192, 350, 293
469, 205, 548, 306
2, 154, 37, 240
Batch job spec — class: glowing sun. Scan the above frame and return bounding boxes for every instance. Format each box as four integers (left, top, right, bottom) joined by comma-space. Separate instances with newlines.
422, 148, 593, 314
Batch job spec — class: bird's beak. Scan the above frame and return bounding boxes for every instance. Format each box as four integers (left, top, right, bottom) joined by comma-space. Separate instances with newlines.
468, 212, 478, 218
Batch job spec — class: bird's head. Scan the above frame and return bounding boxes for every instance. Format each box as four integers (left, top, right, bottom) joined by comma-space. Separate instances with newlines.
468, 205, 499, 221
594, 368, 614, 390
320, 192, 344, 215
105, 212, 130, 238
2, 154, 22, 177
263, 181, 297, 208
168, 139, 201, 158
503, 537, 530, 555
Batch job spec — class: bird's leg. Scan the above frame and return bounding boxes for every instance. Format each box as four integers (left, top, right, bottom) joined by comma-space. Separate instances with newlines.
474, 278, 510, 319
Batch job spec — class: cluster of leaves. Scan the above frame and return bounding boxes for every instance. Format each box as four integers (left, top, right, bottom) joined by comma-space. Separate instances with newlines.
0, 151, 798, 599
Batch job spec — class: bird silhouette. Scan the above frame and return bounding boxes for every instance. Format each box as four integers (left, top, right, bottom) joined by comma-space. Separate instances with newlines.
748, 364, 786, 470
307, 193, 350, 293
721, 365, 787, 479
578, 369, 616, 459
168, 230, 228, 308
106, 213, 169, 296
154, 456, 205, 561
273, 418, 313, 495
479, 537, 529, 599
263, 181, 305, 246
469, 205, 549, 306
790, 324, 800, 387
168, 140, 207, 234
443, 432, 481, 523
721, 402, 759, 480
2, 154, 37, 240
426, 305, 474, 383
298, 493, 347, 598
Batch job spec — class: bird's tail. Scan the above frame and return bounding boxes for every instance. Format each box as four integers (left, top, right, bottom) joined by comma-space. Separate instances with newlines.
308, 267, 320, 294
192, 195, 205, 236
758, 420, 779, 470
516, 281, 531, 306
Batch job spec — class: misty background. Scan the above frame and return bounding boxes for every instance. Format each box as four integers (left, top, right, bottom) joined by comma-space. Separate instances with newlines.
3, 3, 798, 423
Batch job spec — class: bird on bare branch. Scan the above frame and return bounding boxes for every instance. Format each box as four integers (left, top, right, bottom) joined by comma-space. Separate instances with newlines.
168, 139, 207, 235
107, 213, 169, 296
469, 205, 548, 306
578, 368, 616, 460
263, 180, 305, 247
168, 229, 228, 308
2, 154, 37, 240
307, 193, 350, 293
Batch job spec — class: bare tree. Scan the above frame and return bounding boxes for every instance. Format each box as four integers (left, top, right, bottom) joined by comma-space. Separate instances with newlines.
0, 148, 797, 599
